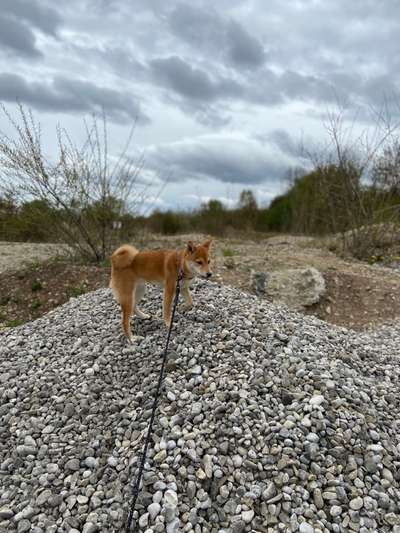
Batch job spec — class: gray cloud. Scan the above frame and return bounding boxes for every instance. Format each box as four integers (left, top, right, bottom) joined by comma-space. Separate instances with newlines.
45, 0, 398, 127
148, 55, 243, 125
235, 69, 337, 108
168, 3, 266, 69
0, 14, 42, 59
0, 0, 398, 206
146, 134, 300, 185
149, 55, 342, 116
265, 130, 300, 157
150, 55, 243, 102
280, 70, 336, 104
0, 0, 62, 59
100, 46, 147, 79
67, 43, 148, 86
156, 90, 233, 128
168, 4, 224, 51
226, 20, 266, 68
0, 74, 149, 124
3, 0, 61, 36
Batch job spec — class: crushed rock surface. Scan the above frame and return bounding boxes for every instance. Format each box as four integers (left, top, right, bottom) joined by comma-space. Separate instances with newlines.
0, 281, 399, 532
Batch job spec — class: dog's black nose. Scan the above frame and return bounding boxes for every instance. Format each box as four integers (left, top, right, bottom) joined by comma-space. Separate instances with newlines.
206, 272, 212, 278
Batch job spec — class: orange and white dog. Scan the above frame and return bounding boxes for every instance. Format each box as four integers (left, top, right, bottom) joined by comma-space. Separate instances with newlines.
110, 240, 212, 340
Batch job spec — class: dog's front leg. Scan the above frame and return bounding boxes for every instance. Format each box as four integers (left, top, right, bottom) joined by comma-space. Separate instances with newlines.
163, 279, 176, 328
181, 281, 193, 309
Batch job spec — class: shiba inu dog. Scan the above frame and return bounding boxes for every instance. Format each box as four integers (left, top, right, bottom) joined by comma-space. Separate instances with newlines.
110, 240, 212, 340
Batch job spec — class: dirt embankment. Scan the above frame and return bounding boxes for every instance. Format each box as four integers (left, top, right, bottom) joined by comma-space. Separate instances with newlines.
0, 242, 69, 274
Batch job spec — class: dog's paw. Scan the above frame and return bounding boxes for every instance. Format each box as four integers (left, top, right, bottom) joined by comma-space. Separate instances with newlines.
127, 334, 144, 343
135, 309, 151, 320
164, 318, 172, 329
179, 303, 193, 313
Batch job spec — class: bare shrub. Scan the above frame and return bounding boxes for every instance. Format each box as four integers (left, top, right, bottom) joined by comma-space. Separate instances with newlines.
304, 100, 400, 258
0, 104, 159, 262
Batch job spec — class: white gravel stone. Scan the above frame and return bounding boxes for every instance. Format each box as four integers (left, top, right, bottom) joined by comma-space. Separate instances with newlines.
147, 502, 161, 521
163, 490, 178, 507
242, 509, 254, 523
299, 524, 314, 533
350, 497, 364, 510
309, 394, 325, 407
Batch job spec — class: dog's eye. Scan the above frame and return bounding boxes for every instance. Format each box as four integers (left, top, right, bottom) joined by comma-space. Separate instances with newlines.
196, 260, 202, 265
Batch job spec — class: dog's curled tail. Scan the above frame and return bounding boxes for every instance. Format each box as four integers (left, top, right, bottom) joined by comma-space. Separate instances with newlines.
110, 244, 139, 269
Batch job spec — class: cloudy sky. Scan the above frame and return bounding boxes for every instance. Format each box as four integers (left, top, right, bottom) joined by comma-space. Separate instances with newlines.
0, 0, 399, 212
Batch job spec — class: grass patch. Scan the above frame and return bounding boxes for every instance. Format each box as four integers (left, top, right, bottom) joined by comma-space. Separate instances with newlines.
66, 282, 88, 298
98, 257, 111, 268
222, 247, 236, 257
30, 260, 43, 269
31, 279, 43, 292
0, 295, 10, 306
5, 319, 24, 328
31, 300, 42, 310
367, 254, 384, 265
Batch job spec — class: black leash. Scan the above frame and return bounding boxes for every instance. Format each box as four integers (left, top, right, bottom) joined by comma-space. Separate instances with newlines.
125, 269, 184, 532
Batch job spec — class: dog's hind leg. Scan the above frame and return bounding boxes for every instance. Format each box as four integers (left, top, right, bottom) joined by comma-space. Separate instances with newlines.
134, 282, 150, 319
121, 293, 134, 341
111, 277, 135, 340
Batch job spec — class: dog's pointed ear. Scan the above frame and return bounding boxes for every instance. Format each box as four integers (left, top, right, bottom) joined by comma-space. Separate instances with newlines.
186, 240, 196, 254
202, 239, 212, 249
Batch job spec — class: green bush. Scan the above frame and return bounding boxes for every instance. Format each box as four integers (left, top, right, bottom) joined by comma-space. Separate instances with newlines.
257, 195, 292, 232
31, 279, 43, 292
30, 300, 42, 310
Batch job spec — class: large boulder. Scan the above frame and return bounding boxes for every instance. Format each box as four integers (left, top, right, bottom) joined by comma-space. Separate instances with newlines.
251, 267, 326, 309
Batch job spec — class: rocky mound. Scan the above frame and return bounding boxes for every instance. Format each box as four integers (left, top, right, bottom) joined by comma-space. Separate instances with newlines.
0, 282, 399, 533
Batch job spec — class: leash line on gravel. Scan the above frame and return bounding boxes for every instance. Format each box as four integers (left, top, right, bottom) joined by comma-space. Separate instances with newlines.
125, 269, 184, 532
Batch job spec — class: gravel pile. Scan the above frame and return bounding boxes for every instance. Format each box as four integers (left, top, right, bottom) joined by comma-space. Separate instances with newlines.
0, 281, 399, 533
